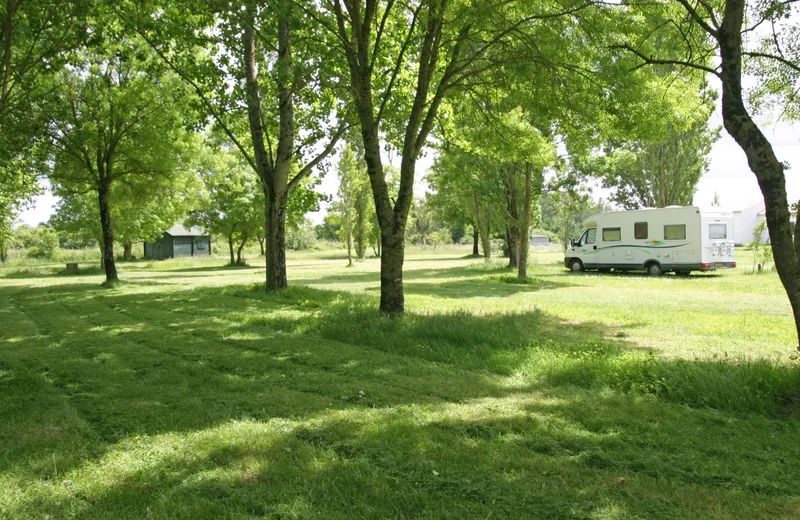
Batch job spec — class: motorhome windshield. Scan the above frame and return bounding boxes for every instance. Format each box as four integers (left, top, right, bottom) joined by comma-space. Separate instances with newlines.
577, 228, 596, 246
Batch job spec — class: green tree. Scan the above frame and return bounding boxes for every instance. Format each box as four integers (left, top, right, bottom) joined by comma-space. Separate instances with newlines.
51, 168, 200, 261
0, 0, 87, 125
315, 215, 341, 242
540, 190, 607, 253
328, 0, 546, 313
124, 0, 346, 291
0, 158, 39, 262
618, 0, 800, 347
42, 42, 192, 283
335, 144, 360, 266
1, 1, 89, 243
187, 148, 264, 266
600, 106, 719, 209
24, 225, 59, 259
749, 219, 772, 273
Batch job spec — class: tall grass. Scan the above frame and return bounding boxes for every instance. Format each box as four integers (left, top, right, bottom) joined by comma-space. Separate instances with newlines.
238, 285, 800, 417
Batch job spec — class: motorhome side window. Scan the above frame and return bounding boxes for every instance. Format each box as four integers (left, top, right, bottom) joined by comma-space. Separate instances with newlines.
664, 224, 686, 240
709, 223, 727, 239
634, 222, 648, 239
602, 227, 621, 241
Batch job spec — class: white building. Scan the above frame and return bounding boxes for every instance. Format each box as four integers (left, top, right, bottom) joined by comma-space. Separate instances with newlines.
729, 200, 797, 245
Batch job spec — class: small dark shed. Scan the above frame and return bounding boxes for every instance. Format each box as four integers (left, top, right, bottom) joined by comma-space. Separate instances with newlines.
144, 225, 211, 260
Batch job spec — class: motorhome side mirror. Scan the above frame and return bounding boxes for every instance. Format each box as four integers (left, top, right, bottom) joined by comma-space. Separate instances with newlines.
569, 238, 575, 247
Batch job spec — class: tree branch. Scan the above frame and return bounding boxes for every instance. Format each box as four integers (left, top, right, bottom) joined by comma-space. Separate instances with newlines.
288, 122, 349, 191
613, 43, 720, 76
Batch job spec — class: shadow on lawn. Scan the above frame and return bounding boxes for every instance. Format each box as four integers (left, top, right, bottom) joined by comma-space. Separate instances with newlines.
290, 264, 537, 287
10, 386, 800, 519
399, 276, 571, 299
1, 280, 800, 519
1, 265, 105, 279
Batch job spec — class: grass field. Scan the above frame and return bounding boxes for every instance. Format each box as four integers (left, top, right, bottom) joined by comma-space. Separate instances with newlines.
1, 246, 799, 519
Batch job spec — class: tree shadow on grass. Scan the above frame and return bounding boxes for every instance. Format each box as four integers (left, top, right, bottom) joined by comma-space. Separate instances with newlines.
399, 275, 573, 299
1, 266, 106, 279
291, 264, 527, 288
1, 281, 799, 519
11, 388, 800, 519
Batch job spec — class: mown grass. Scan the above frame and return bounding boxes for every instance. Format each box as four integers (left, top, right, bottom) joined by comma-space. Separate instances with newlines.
1, 246, 799, 519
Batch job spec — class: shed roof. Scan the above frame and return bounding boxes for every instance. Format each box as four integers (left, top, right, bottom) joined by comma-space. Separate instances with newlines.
165, 224, 208, 237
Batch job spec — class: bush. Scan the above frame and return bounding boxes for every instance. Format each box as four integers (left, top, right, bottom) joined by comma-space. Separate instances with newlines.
24, 227, 61, 259
286, 220, 317, 250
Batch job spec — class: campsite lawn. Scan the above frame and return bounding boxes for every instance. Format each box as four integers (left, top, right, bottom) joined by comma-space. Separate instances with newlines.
1, 247, 799, 519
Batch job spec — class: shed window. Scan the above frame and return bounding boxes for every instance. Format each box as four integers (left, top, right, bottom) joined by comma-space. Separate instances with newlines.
602, 227, 621, 241
664, 224, 686, 240
634, 222, 648, 239
195, 239, 207, 250
709, 223, 727, 239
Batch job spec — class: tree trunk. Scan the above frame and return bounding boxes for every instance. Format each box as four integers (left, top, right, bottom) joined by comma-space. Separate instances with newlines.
472, 226, 480, 256
236, 233, 248, 265
123, 243, 133, 260
264, 183, 289, 289
718, 2, 800, 347
98, 182, 118, 283
332, 0, 455, 315
258, 235, 265, 256
242, 1, 299, 291
518, 165, 533, 279
0, 237, 7, 263
503, 169, 520, 268
228, 235, 235, 265
380, 230, 405, 315
0, 0, 17, 116
355, 190, 367, 260
346, 212, 353, 267
474, 193, 492, 263
506, 226, 518, 268
244, 5, 292, 292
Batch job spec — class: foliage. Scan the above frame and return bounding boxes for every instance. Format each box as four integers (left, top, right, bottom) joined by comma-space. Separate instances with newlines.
123, 0, 347, 289
334, 143, 362, 265
315, 215, 341, 242
0, 0, 87, 221
40, 37, 194, 281
285, 219, 317, 251
750, 219, 773, 272
51, 164, 201, 248
599, 113, 720, 209
22, 225, 60, 259
616, 0, 800, 347
0, 154, 41, 262
186, 147, 263, 265
540, 191, 611, 251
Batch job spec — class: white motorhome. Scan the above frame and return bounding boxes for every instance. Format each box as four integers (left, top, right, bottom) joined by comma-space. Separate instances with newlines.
564, 206, 736, 275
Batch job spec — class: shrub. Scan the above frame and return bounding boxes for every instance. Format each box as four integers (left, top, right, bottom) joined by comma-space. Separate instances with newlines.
24, 227, 61, 259
286, 220, 317, 250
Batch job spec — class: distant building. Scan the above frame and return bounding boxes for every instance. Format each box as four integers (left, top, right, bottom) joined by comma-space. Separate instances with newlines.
530, 235, 551, 247
730, 200, 797, 245
143, 224, 211, 260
